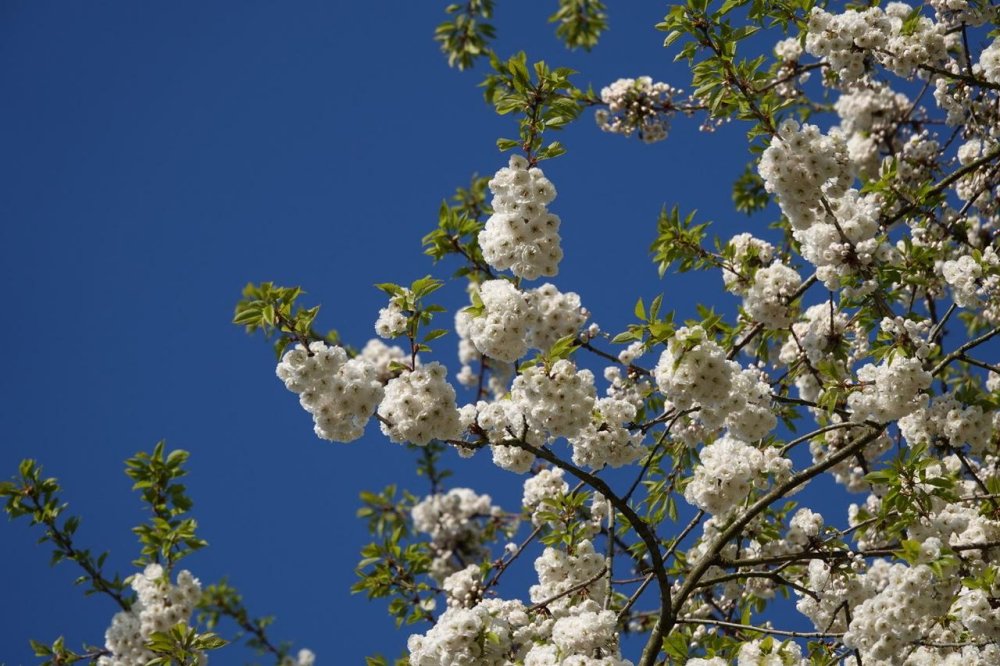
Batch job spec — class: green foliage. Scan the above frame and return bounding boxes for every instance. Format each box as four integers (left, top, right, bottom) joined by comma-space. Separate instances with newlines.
483, 52, 583, 162
518, 333, 580, 373
374, 275, 448, 358
352, 528, 436, 627
28, 636, 108, 666
144, 623, 227, 666
863, 443, 961, 541
5, 451, 310, 663
650, 206, 713, 277
357, 485, 418, 538
550, 0, 608, 51
535, 489, 594, 550
422, 176, 493, 279
731, 162, 770, 214
126, 441, 206, 568
233, 282, 337, 359
1, 459, 133, 608
413, 441, 455, 494
642, 442, 695, 525
434, 0, 496, 70
612, 293, 675, 346
657, 0, 815, 142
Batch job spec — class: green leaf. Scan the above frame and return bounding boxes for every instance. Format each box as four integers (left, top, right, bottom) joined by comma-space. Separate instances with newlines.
634, 297, 646, 321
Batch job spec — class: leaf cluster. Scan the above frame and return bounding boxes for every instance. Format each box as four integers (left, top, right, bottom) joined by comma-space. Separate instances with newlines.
125, 441, 206, 568
1, 460, 133, 606
613, 294, 675, 348
375, 276, 448, 357
550, 0, 608, 51
352, 528, 435, 627
650, 205, 713, 277
484, 52, 581, 162
233, 282, 337, 359
422, 176, 493, 280
434, 0, 496, 70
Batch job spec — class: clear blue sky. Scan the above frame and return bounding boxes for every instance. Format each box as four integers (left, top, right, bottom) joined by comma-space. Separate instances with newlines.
1, 2, 845, 663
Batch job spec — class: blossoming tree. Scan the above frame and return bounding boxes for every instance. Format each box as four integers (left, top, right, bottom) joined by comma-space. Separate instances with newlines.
5, 0, 1000, 664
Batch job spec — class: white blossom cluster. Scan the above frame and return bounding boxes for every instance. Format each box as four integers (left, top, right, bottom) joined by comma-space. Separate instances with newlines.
795, 556, 872, 633
736, 639, 807, 665
896, 131, 941, 189
98, 564, 202, 666
779, 303, 849, 368
879, 315, 937, 360
280, 650, 317, 666
833, 82, 911, 178
543, 603, 631, 664
778, 302, 870, 407
510, 360, 597, 441
456, 279, 535, 363
795, 188, 891, 293
442, 564, 485, 609
722, 233, 775, 296
568, 396, 645, 470
358, 338, 412, 383
951, 577, 1000, 641
842, 563, 955, 663
479, 156, 563, 280
407, 598, 535, 666
471, 398, 543, 473
742, 261, 801, 329
760, 118, 900, 286
457, 281, 589, 368
683, 435, 792, 517
412, 488, 508, 582
770, 38, 808, 98
982, 37, 1000, 85
929, 0, 996, 26
900, 391, 993, 453
276, 341, 383, 443
932, 69, 1000, 131
454, 306, 513, 399
954, 138, 998, 207
902, 456, 1000, 548
594, 76, 682, 143
805, 4, 950, 84
786, 508, 824, 547
530, 540, 607, 612
522, 467, 569, 526
758, 119, 852, 230
810, 421, 893, 491
654, 326, 736, 412
723, 368, 779, 442
847, 354, 932, 423
375, 301, 408, 339
524, 283, 589, 352
941, 247, 1000, 322
408, 532, 633, 665
378, 362, 463, 446
654, 326, 777, 440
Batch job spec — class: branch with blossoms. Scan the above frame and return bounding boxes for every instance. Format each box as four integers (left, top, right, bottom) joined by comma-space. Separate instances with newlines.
10, 1, 1000, 665
2, 448, 314, 666
229, 12, 1000, 649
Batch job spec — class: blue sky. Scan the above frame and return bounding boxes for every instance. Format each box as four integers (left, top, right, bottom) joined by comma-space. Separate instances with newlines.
1, 2, 876, 663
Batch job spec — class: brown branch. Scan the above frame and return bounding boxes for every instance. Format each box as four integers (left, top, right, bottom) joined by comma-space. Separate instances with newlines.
675, 617, 843, 639
507, 438, 672, 666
